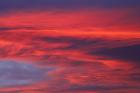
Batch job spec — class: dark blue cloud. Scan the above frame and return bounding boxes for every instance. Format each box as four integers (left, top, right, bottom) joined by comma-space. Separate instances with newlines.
0, 0, 139, 12
66, 84, 140, 92
91, 44, 140, 63
35, 36, 100, 50
0, 26, 39, 31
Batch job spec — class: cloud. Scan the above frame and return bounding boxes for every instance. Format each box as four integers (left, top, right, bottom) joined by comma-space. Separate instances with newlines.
0, 1, 139, 92
66, 84, 140, 92
91, 44, 140, 63
0, 0, 139, 13
0, 60, 46, 87
0, 26, 40, 31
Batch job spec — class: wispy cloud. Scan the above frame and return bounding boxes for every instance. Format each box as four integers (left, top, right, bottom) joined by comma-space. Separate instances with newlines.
0, 0, 140, 92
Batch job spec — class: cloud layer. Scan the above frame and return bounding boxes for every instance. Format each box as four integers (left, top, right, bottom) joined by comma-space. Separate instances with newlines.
0, 0, 140, 93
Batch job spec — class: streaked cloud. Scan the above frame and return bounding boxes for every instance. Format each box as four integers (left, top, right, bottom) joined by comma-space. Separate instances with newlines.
0, 0, 139, 93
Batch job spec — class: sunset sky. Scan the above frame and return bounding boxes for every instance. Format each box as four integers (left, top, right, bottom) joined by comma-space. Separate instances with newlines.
0, 0, 140, 93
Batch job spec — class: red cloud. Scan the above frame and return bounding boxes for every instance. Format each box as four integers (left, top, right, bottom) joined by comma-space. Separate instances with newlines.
0, 8, 139, 93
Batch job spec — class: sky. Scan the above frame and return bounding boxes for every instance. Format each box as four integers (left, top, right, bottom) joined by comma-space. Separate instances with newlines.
0, 0, 140, 93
